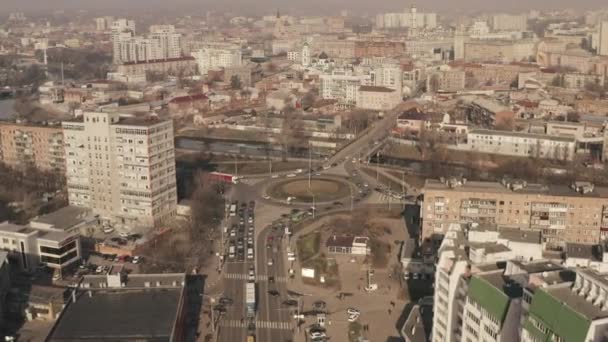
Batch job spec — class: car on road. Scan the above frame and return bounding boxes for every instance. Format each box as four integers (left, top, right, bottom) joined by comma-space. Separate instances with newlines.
286, 173, 296, 178
118, 232, 130, 238
271, 174, 279, 178
310, 332, 326, 339
268, 276, 275, 283
282, 299, 297, 306
267, 258, 274, 266
219, 297, 233, 305
247, 248, 254, 260
248, 267, 255, 282
348, 313, 360, 322
347, 308, 360, 315
262, 194, 270, 200
268, 289, 280, 297
295, 169, 303, 173
131, 256, 142, 264
102, 227, 114, 234
323, 165, 331, 170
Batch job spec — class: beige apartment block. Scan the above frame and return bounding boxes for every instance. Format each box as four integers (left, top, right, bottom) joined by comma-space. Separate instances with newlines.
62, 112, 177, 230
422, 179, 608, 246
0, 122, 65, 172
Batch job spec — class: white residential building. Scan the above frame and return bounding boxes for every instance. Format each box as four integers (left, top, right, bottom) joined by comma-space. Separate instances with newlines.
62, 112, 177, 230
320, 71, 370, 106
466, 129, 576, 160
192, 44, 242, 75
149, 25, 182, 60
356, 85, 402, 111
492, 14, 528, 31
376, 5, 437, 29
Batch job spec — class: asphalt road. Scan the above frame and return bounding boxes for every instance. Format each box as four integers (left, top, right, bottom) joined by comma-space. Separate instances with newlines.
218, 198, 255, 342
218, 185, 294, 342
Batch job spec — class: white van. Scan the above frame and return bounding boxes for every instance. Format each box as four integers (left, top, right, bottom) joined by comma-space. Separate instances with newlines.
247, 248, 254, 259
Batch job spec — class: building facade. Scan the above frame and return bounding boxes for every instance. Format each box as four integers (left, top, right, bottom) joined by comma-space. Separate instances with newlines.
116, 57, 196, 78
193, 44, 242, 75
0, 222, 81, 273
62, 112, 177, 229
466, 129, 576, 160
0, 122, 65, 172
422, 179, 608, 246
356, 85, 402, 111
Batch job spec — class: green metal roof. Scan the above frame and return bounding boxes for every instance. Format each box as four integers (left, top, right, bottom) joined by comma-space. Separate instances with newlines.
528, 288, 591, 342
468, 276, 510, 325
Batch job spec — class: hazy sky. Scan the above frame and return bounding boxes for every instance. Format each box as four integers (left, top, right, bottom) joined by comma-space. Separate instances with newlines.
1, 0, 605, 15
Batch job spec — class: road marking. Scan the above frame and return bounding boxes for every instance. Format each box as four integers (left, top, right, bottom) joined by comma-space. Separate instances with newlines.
220, 320, 292, 330
223, 273, 287, 282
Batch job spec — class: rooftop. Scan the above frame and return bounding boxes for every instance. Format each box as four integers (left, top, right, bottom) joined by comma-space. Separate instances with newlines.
326, 235, 355, 248
120, 56, 195, 66
566, 243, 602, 261
424, 179, 608, 199
471, 98, 510, 113
31, 206, 94, 231
498, 227, 541, 244
47, 288, 183, 341
469, 129, 576, 143
359, 85, 395, 93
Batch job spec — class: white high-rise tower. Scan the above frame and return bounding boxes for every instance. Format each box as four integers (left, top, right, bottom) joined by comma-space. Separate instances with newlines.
301, 42, 311, 67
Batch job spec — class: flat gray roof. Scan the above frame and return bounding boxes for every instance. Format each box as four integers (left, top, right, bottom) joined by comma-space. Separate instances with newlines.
47, 288, 182, 341
548, 287, 608, 320
424, 179, 608, 199
32, 206, 93, 230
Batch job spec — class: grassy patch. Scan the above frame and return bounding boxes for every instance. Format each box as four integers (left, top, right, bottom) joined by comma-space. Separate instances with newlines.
369, 238, 391, 269
297, 231, 320, 262
348, 321, 363, 342
301, 255, 341, 288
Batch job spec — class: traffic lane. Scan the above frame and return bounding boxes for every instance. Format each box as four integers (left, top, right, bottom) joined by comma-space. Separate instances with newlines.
256, 227, 272, 342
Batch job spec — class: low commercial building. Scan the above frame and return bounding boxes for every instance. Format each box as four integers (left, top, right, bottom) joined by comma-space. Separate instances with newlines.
47, 272, 187, 341
326, 235, 370, 255
356, 85, 401, 111
0, 221, 81, 273
466, 129, 576, 160
0, 122, 65, 172
422, 178, 608, 246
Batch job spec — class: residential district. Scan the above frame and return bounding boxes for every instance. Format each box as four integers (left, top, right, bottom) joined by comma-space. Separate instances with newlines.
1, 3, 608, 342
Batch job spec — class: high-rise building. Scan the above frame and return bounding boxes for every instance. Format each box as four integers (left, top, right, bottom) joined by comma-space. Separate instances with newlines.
301, 42, 311, 67
454, 27, 467, 60
0, 122, 65, 172
111, 19, 136, 64
62, 112, 177, 230
149, 25, 182, 60
599, 21, 608, 56
95, 16, 114, 32
375, 5, 437, 29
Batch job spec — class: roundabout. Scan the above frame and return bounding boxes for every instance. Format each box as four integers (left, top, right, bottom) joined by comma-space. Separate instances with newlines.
265, 176, 352, 204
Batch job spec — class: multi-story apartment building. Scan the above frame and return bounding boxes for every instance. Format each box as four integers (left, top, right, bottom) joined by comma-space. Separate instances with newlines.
149, 25, 182, 60
320, 70, 371, 106
422, 178, 608, 246
431, 221, 578, 342
466, 98, 514, 128
426, 68, 466, 92
464, 39, 536, 63
116, 56, 197, 78
192, 43, 242, 75
492, 14, 528, 31
62, 112, 177, 229
376, 5, 437, 29
466, 129, 576, 160
0, 122, 65, 172
112, 23, 182, 64
356, 86, 402, 111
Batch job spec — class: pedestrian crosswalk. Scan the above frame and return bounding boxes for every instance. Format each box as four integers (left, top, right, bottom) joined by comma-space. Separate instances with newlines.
223, 273, 287, 282
220, 320, 292, 330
